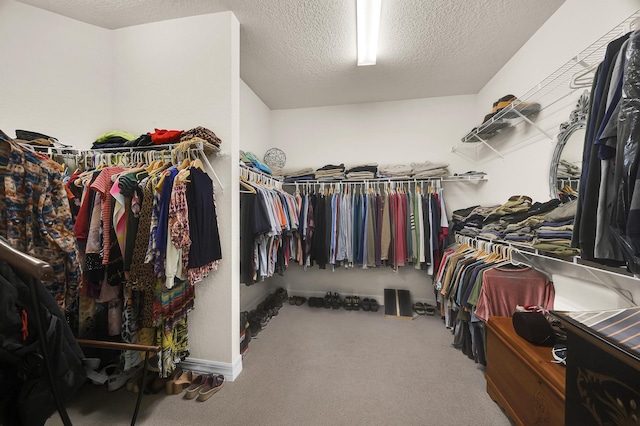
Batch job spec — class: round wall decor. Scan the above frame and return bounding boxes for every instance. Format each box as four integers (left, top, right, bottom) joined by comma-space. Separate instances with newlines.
264, 148, 286, 169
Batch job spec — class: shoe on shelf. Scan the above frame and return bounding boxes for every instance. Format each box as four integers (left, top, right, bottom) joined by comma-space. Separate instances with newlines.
362, 298, 371, 311
413, 302, 426, 315
294, 296, 307, 306
184, 374, 210, 400
197, 374, 225, 402
369, 298, 379, 312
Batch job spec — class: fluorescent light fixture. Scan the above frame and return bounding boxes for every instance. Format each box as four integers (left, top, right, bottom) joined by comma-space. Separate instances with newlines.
357, 0, 382, 66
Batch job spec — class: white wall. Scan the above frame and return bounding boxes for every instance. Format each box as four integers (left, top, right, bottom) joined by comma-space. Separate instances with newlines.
473, 0, 640, 205
113, 12, 242, 373
473, 0, 640, 310
268, 1, 640, 309
0, 0, 111, 148
240, 80, 273, 155
270, 95, 478, 304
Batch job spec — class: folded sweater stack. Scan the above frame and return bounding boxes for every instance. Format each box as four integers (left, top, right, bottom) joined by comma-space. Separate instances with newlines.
410, 161, 449, 178
315, 163, 345, 180
346, 164, 377, 179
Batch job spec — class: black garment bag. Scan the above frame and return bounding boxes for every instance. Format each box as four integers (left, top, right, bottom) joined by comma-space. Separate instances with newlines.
0, 236, 85, 426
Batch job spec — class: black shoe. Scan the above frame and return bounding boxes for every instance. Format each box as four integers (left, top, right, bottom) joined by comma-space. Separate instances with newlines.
362, 298, 371, 311
332, 292, 341, 309
324, 292, 332, 309
344, 296, 352, 311
352, 296, 360, 311
369, 299, 379, 312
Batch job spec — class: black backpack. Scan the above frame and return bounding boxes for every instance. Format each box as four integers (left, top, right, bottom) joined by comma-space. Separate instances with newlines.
0, 260, 85, 425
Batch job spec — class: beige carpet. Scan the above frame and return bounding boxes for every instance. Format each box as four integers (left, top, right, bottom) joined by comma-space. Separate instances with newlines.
47, 304, 511, 426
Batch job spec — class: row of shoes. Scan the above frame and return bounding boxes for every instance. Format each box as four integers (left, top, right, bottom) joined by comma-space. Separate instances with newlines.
165, 369, 225, 402
303, 292, 380, 312
245, 287, 288, 338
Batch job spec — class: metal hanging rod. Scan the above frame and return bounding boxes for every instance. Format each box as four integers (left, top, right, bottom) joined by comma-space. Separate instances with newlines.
281, 176, 486, 185
239, 162, 283, 182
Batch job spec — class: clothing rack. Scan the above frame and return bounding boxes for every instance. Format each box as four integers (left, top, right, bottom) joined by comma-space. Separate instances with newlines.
281, 176, 480, 184
240, 163, 283, 188
21, 140, 225, 193
280, 179, 443, 202
454, 233, 638, 306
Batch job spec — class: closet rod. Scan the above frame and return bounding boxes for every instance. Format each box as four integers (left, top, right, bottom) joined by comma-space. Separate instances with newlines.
87, 141, 207, 153
455, 233, 637, 303
281, 177, 446, 185
240, 162, 283, 181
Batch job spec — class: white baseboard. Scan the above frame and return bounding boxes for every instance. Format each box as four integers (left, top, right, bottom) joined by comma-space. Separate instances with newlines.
181, 355, 243, 382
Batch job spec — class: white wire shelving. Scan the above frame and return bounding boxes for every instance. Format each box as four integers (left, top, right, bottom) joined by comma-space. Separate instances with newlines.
452, 10, 640, 163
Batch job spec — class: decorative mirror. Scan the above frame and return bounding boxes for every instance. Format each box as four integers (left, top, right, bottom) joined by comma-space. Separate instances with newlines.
549, 90, 590, 199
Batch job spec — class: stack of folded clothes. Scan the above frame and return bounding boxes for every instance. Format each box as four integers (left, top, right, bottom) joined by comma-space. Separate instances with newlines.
271, 167, 284, 179
240, 150, 272, 175
283, 167, 315, 182
92, 130, 138, 149
378, 164, 413, 178
451, 205, 496, 237
148, 128, 183, 145
180, 126, 222, 149
557, 159, 581, 178
410, 161, 449, 178
532, 199, 579, 255
314, 163, 345, 180
346, 164, 377, 179
452, 196, 579, 255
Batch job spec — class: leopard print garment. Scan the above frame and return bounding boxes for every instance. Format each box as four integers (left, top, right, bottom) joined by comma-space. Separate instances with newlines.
128, 177, 155, 328
179, 126, 222, 147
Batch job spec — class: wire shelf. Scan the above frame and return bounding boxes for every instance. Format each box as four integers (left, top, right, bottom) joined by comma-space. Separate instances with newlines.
454, 9, 640, 162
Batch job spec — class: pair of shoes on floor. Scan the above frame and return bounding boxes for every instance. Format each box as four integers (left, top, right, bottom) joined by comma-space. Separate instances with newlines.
308, 297, 325, 308
288, 296, 307, 306
101, 364, 143, 392
274, 287, 288, 304
184, 373, 225, 402
343, 296, 361, 311
323, 292, 341, 309
166, 369, 194, 395
413, 302, 435, 316
361, 298, 379, 312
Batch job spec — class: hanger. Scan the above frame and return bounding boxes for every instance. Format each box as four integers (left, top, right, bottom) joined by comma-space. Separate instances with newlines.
570, 61, 598, 89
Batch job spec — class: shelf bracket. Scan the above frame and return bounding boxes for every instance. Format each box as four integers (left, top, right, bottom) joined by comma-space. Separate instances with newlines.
510, 106, 555, 142
473, 134, 505, 159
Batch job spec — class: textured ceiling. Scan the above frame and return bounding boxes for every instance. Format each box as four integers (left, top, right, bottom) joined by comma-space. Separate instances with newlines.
17, 0, 564, 109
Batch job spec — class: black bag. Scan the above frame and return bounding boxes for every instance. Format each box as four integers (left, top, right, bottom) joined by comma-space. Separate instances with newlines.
0, 261, 85, 425
512, 311, 556, 346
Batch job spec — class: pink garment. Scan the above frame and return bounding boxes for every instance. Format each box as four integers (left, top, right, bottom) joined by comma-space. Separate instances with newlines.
90, 166, 124, 264
110, 176, 127, 257
474, 266, 555, 323
394, 194, 407, 267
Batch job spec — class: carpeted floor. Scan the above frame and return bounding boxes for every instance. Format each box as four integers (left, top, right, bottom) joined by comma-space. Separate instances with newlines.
47, 304, 511, 426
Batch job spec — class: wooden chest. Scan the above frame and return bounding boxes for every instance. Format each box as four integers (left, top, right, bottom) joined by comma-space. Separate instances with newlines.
553, 308, 640, 426
485, 316, 566, 426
